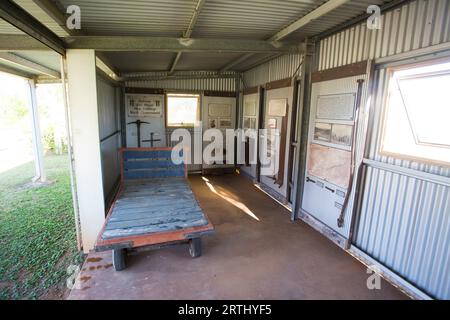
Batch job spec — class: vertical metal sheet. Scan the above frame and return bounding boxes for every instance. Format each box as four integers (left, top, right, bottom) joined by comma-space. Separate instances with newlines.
97, 77, 120, 198
243, 54, 303, 88
318, 0, 450, 299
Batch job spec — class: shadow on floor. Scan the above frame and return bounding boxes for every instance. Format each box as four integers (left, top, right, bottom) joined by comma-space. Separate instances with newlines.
68, 173, 407, 300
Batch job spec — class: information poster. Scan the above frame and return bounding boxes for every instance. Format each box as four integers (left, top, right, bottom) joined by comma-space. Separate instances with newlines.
127, 94, 163, 117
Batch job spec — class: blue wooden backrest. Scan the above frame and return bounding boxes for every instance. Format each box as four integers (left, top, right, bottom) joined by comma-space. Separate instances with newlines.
121, 148, 186, 180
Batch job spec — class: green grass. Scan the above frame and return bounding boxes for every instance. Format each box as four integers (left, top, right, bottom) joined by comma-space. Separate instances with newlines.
0, 155, 83, 300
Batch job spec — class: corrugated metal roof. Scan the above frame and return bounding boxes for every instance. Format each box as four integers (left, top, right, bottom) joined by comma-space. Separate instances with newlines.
285, 0, 392, 41
13, 0, 69, 37
0, 50, 60, 77
4, 0, 396, 41
192, 0, 327, 40
57, 0, 196, 36
0, 0, 400, 74
175, 51, 243, 70
13, 50, 61, 70
0, 19, 24, 35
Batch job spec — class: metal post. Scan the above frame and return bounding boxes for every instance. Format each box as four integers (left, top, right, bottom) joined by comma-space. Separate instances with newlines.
27, 78, 46, 182
291, 41, 314, 221
60, 56, 82, 251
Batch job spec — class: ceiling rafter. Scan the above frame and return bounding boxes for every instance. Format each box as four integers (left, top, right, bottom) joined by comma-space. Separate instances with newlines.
21, 1, 119, 81
31, 0, 77, 36
0, 0, 65, 55
224, 0, 351, 72
62, 36, 304, 53
169, 0, 207, 74
0, 52, 60, 78
269, 0, 352, 42
0, 64, 34, 79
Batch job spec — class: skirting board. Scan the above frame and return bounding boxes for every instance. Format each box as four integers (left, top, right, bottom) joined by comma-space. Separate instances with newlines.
348, 245, 433, 300
237, 169, 291, 211
237, 167, 257, 182
255, 183, 292, 212
298, 209, 348, 249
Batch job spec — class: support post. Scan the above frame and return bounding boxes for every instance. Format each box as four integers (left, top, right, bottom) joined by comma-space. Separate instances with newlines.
27, 79, 46, 182
291, 41, 314, 221
60, 56, 82, 251
66, 49, 105, 253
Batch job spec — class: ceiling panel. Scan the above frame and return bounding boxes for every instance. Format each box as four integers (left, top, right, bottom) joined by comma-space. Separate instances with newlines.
192, 0, 327, 40
57, 0, 196, 36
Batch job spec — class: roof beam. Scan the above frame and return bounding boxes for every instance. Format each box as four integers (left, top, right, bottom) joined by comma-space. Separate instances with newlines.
169, 52, 182, 73
0, 35, 50, 51
31, 0, 81, 36
95, 56, 120, 82
220, 53, 254, 72
317, 0, 410, 39
63, 36, 304, 53
224, 0, 351, 71
170, 0, 207, 74
0, 52, 60, 78
269, 0, 352, 41
0, 64, 34, 79
242, 53, 283, 72
0, 0, 65, 55
184, 0, 206, 38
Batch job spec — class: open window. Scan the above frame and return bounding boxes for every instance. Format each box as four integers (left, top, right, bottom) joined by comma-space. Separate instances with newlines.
166, 93, 200, 127
380, 59, 450, 166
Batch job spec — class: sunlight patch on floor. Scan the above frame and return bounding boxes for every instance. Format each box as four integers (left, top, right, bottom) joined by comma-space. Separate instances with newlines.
202, 176, 260, 221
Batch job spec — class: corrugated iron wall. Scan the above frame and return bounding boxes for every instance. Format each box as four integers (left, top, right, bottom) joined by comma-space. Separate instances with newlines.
125, 53, 304, 93
318, 0, 450, 299
243, 54, 303, 88
125, 76, 236, 92
318, 0, 450, 70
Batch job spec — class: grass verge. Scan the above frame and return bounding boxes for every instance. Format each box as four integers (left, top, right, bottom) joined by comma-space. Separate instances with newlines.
0, 154, 83, 299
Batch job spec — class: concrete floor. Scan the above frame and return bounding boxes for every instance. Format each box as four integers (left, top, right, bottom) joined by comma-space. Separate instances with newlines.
68, 173, 407, 300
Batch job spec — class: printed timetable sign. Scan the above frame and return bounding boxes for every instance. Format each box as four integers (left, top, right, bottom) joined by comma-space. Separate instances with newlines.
126, 94, 163, 117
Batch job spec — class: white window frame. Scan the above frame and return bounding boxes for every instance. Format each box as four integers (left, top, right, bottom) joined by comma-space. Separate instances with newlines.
165, 93, 200, 128
380, 57, 450, 167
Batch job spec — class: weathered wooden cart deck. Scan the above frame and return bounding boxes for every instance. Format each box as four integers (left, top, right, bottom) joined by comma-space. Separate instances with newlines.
102, 178, 209, 240
95, 148, 214, 270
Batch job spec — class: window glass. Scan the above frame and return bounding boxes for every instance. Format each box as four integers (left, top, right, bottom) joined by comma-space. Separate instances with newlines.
166, 94, 199, 127
381, 60, 450, 165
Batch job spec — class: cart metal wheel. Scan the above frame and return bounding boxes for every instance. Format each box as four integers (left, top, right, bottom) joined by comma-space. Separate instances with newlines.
189, 238, 202, 258
112, 248, 127, 271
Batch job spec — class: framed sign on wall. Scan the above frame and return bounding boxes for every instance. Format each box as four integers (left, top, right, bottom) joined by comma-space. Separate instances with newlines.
126, 94, 163, 117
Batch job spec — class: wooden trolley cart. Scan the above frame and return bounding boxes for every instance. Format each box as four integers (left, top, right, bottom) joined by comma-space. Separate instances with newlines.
95, 148, 214, 271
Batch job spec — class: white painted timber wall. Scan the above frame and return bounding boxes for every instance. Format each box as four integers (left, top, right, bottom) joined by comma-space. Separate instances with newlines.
67, 50, 105, 253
